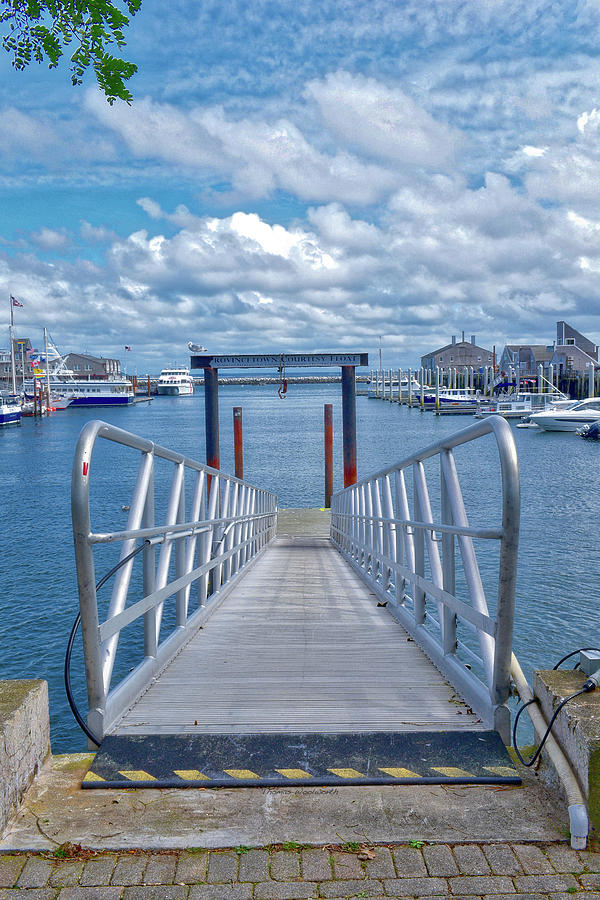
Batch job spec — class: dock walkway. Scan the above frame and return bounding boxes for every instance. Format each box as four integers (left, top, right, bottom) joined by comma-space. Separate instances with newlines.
113, 509, 482, 738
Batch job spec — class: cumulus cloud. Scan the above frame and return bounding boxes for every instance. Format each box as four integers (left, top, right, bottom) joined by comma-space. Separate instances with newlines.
85, 76, 449, 205
304, 71, 462, 167
4, 1, 600, 366
30, 228, 70, 250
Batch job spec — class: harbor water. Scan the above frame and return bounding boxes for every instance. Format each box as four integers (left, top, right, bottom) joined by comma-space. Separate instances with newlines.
1, 383, 598, 752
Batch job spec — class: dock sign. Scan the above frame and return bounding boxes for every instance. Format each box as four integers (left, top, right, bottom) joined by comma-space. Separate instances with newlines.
190, 352, 368, 369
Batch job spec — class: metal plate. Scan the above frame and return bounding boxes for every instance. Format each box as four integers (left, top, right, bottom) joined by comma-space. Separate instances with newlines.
83, 730, 521, 789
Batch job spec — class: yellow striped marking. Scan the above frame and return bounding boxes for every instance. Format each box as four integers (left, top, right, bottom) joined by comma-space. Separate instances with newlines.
431, 766, 475, 778
82, 771, 105, 783
275, 768, 312, 780
174, 769, 210, 781
379, 766, 422, 779
224, 768, 260, 780
118, 770, 156, 782
327, 767, 365, 779
483, 766, 519, 777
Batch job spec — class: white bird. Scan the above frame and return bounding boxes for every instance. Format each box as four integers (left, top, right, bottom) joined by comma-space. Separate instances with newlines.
188, 342, 208, 353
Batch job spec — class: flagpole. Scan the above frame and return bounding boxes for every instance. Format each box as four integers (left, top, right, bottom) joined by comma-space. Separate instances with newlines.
9, 295, 16, 394
44, 327, 51, 413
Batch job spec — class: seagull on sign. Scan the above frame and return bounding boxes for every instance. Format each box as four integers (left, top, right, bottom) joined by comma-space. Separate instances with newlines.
188, 342, 208, 353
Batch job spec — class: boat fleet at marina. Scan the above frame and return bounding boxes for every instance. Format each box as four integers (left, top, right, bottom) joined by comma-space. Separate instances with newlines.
367, 372, 600, 438
1, 326, 199, 427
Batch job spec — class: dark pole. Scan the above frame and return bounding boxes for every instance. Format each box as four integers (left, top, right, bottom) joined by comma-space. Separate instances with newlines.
324, 403, 333, 507
204, 366, 220, 471
341, 365, 357, 487
233, 406, 243, 480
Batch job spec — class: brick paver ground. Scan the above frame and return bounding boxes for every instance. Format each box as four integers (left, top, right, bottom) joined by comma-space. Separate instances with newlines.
1, 841, 600, 898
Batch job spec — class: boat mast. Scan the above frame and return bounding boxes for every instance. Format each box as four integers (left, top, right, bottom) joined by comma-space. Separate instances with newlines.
44, 327, 51, 407
9, 295, 16, 394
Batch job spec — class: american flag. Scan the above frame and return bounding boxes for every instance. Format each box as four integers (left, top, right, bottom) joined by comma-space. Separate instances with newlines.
11, 295, 23, 308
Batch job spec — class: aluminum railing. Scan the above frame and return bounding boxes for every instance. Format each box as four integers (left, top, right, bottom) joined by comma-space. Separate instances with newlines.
330, 415, 519, 744
71, 420, 277, 742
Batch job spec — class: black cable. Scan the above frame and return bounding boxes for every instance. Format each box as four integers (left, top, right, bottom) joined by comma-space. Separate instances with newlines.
64, 540, 151, 747
513, 688, 588, 767
513, 647, 600, 767
552, 647, 600, 670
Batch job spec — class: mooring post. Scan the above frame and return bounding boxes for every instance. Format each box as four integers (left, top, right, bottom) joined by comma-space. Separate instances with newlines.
233, 406, 243, 480
341, 365, 357, 487
204, 366, 220, 471
324, 403, 333, 507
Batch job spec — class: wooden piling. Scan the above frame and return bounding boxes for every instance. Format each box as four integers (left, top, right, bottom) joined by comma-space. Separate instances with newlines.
324, 403, 333, 508
233, 407, 243, 480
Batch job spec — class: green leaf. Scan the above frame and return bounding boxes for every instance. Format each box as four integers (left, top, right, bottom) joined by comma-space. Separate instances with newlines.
1, 0, 141, 101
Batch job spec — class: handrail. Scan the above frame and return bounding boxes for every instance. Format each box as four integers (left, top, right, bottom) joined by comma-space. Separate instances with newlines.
330, 415, 519, 743
71, 419, 277, 742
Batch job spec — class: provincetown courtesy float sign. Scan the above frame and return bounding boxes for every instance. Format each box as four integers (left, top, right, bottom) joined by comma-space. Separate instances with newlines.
189, 352, 369, 369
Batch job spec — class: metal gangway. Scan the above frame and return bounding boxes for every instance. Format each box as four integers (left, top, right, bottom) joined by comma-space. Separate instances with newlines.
69, 417, 588, 845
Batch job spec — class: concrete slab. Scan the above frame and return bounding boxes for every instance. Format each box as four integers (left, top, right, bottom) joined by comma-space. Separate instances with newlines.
277, 507, 331, 537
0, 752, 566, 851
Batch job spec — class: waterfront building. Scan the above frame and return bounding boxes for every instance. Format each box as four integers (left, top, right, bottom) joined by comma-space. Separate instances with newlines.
498, 344, 554, 377
499, 322, 598, 379
420, 333, 494, 371
551, 321, 598, 376
65, 352, 122, 379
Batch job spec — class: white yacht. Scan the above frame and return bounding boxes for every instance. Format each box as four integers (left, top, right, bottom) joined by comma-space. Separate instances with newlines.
157, 365, 194, 396
475, 391, 572, 419
529, 397, 600, 431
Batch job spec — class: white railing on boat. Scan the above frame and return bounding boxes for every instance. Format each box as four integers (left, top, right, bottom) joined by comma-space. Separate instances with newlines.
71, 420, 277, 741
330, 415, 520, 743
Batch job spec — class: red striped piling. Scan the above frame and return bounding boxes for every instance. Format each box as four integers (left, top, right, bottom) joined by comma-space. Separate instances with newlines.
324, 403, 333, 508
233, 407, 243, 480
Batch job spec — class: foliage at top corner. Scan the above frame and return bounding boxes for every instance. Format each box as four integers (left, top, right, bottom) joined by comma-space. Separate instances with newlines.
0, 0, 142, 104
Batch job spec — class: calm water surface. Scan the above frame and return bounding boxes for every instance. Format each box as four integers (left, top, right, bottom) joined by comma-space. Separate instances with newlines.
1, 383, 598, 751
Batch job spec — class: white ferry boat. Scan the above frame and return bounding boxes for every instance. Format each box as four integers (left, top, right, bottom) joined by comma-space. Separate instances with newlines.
24, 356, 133, 408
157, 366, 194, 396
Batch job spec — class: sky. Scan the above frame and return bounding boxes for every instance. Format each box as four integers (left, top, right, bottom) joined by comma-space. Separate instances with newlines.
1, 0, 600, 374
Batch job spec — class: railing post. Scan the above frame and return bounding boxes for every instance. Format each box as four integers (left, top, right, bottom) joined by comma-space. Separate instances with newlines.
175, 469, 187, 626
413, 466, 425, 624
143, 462, 157, 657
440, 452, 457, 657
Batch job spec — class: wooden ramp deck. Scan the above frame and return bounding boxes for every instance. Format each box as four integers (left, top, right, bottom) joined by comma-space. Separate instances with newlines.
112, 509, 484, 737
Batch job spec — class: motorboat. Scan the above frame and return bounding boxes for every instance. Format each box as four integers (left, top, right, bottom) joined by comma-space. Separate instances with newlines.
423, 387, 480, 408
475, 391, 573, 419
0, 392, 21, 427
529, 397, 600, 431
157, 365, 194, 396
578, 421, 600, 441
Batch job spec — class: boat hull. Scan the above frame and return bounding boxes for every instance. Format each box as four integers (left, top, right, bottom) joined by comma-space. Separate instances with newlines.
67, 395, 133, 406
532, 415, 600, 432
0, 406, 21, 426
157, 385, 194, 396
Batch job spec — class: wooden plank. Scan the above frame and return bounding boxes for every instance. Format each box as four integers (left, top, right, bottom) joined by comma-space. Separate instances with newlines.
113, 536, 484, 735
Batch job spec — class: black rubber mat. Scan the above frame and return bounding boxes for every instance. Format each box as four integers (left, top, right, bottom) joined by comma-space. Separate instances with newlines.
82, 730, 521, 788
